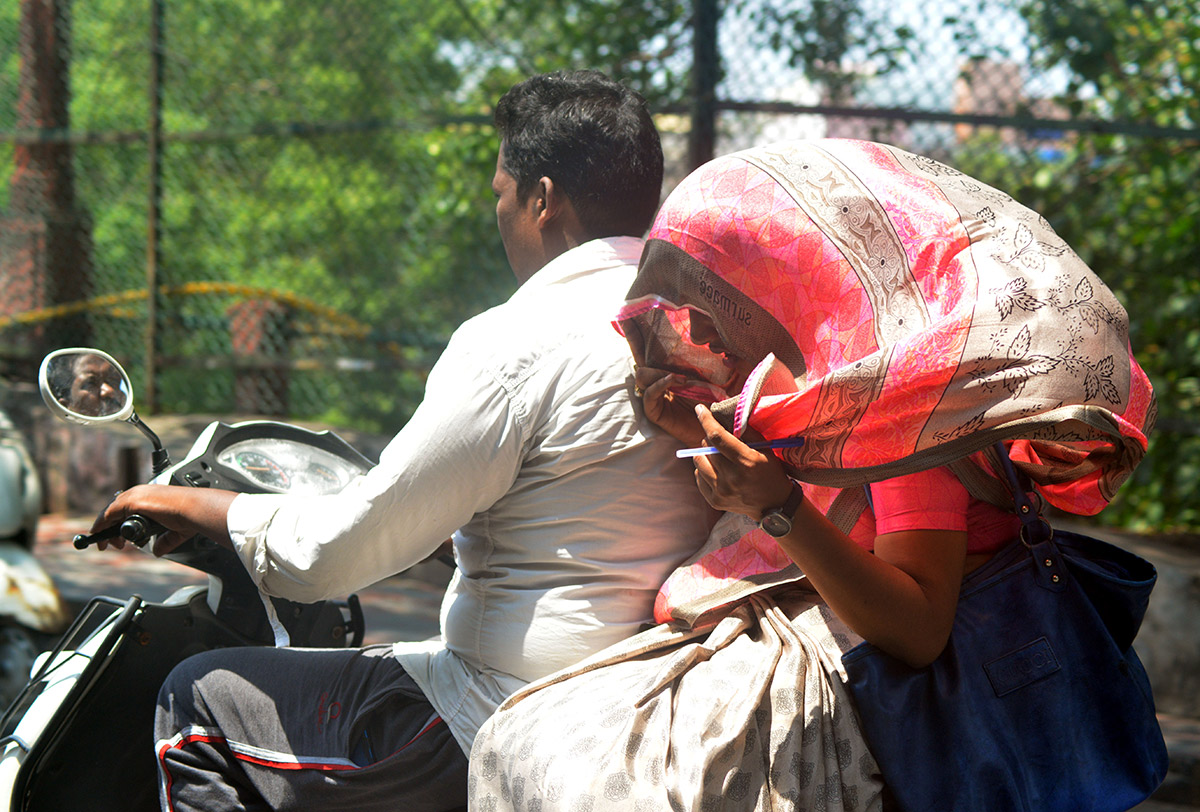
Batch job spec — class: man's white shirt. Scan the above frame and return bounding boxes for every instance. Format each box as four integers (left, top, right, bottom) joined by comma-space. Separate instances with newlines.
227, 237, 714, 752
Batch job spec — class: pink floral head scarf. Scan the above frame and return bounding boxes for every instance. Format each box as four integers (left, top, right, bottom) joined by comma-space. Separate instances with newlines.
617, 139, 1156, 624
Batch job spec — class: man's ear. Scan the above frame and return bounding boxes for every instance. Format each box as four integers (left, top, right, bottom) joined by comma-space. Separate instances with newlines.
534, 176, 561, 229
535, 175, 585, 250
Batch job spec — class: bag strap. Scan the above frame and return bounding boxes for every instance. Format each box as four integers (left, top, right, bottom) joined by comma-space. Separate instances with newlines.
993, 441, 1067, 591
992, 442, 1051, 544
827, 485, 869, 534
827, 444, 1055, 555
947, 450, 1016, 511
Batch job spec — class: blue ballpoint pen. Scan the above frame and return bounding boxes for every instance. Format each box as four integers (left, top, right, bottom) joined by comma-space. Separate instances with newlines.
676, 436, 806, 458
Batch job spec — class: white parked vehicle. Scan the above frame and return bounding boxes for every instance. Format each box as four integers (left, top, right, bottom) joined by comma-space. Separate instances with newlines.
0, 397, 68, 710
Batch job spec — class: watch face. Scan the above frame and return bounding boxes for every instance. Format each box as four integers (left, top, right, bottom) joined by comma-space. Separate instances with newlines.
761, 512, 791, 538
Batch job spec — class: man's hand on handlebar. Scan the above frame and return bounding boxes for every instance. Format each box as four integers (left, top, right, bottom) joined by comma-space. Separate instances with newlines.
90, 485, 239, 556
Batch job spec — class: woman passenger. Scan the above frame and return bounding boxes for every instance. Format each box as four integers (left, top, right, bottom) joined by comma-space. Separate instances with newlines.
468, 139, 1154, 812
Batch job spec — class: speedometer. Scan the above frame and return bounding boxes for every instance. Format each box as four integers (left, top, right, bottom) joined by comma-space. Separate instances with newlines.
216, 438, 363, 494
231, 450, 291, 490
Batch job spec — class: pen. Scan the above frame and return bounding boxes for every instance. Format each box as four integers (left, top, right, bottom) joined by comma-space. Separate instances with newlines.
676, 437, 806, 458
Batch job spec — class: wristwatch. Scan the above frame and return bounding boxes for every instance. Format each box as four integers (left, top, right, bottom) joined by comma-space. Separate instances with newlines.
759, 482, 805, 538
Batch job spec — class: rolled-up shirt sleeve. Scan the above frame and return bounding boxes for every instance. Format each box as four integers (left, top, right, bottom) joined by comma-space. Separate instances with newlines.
227, 328, 524, 603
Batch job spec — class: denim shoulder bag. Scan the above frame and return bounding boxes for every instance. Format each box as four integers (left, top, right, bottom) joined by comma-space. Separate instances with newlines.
841, 445, 1168, 812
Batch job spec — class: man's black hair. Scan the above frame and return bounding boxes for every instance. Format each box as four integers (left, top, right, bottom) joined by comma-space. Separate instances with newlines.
494, 70, 664, 239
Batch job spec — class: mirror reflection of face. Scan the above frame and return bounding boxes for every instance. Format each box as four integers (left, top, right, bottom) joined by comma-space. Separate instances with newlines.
62, 355, 127, 417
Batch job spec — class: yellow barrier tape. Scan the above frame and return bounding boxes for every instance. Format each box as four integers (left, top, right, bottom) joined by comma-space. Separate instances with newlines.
0, 282, 371, 337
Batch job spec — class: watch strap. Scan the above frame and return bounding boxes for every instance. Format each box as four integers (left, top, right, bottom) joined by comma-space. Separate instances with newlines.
759, 481, 805, 536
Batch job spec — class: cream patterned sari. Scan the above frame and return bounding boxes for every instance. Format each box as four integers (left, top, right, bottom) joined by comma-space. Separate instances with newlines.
469, 587, 883, 812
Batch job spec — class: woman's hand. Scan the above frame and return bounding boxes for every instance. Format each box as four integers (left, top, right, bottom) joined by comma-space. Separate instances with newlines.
634, 366, 707, 447
690, 404, 793, 519
689, 404, 966, 667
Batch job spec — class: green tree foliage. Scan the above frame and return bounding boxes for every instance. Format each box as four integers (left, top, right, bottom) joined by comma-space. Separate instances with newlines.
55, 0, 693, 431
456, 0, 692, 106
956, 0, 1198, 530
740, 0, 915, 102
60, 0, 490, 428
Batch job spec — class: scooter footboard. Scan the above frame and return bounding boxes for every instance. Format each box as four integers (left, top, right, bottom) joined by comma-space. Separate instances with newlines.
0, 590, 259, 812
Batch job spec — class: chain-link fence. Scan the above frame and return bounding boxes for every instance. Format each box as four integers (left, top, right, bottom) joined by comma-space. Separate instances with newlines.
1, 0, 517, 434
2, 0, 1197, 525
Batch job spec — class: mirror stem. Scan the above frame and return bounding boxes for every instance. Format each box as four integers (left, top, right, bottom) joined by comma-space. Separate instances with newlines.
128, 413, 171, 475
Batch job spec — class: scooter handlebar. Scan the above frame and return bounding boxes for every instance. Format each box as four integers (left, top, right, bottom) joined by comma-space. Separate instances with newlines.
73, 514, 167, 549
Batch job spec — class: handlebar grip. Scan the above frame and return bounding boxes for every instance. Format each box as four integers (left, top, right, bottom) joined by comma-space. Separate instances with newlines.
73, 524, 119, 549
72, 514, 167, 549
119, 515, 167, 545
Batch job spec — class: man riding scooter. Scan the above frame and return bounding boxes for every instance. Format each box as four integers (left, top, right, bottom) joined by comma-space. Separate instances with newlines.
89, 70, 715, 811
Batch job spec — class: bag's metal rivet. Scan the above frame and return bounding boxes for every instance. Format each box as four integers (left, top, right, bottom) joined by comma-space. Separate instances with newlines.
1051, 574, 1060, 583
1044, 558, 1053, 567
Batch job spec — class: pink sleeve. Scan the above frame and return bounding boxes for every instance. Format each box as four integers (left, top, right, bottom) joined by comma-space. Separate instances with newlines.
869, 467, 969, 535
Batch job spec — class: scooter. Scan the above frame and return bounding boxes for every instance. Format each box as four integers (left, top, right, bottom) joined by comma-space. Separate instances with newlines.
0, 404, 69, 710
0, 348, 372, 812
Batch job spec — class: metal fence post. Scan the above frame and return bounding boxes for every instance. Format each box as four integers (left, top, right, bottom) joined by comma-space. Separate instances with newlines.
688, 0, 720, 170
144, 0, 165, 413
